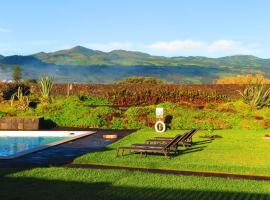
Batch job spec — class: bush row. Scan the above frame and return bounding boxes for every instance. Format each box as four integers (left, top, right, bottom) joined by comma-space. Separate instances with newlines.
0, 83, 246, 105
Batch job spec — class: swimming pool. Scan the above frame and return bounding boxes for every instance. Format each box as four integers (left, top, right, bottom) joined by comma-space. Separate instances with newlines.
0, 131, 94, 159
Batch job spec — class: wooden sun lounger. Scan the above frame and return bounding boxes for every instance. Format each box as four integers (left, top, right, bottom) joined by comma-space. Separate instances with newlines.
154, 128, 197, 140
146, 128, 198, 145
116, 147, 172, 158
131, 131, 190, 150
116, 133, 186, 158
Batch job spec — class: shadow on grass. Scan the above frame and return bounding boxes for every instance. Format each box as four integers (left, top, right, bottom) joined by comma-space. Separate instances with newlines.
192, 139, 213, 145
0, 174, 269, 200
117, 139, 209, 158
119, 145, 207, 158
180, 145, 207, 155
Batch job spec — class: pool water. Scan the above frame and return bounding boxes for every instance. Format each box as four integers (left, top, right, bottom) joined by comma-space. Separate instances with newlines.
0, 137, 66, 157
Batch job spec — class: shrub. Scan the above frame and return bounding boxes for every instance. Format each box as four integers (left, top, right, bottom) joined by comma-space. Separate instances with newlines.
216, 74, 270, 84
124, 106, 154, 129
39, 76, 53, 103
78, 93, 112, 105
240, 119, 263, 130
215, 102, 236, 113
0, 111, 6, 118
239, 83, 270, 109
33, 96, 117, 128
10, 87, 29, 111
1, 84, 29, 101
111, 117, 125, 129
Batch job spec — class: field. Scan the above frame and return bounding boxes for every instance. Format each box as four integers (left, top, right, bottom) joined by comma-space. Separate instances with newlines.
1, 168, 270, 200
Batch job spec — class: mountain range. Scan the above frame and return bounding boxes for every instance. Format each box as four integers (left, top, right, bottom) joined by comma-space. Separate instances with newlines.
0, 46, 269, 84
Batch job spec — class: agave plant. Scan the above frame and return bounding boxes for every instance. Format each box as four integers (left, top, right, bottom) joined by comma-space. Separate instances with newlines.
10, 87, 29, 111
238, 83, 270, 109
39, 76, 54, 103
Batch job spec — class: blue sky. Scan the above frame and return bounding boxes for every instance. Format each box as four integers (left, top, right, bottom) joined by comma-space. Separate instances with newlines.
0, 0, 270, 57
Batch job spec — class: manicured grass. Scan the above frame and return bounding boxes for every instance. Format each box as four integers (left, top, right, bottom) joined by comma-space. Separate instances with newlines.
1, 167, 270, 200
74, 129, 270, 176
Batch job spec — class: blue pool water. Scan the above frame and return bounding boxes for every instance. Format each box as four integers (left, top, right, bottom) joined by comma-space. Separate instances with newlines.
0, 137, 66, 157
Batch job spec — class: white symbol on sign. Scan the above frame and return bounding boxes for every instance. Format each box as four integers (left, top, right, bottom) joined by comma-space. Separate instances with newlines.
156, 108, 164, 118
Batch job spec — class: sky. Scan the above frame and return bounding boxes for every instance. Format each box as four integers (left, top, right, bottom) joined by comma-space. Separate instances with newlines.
0, 0, 270, 57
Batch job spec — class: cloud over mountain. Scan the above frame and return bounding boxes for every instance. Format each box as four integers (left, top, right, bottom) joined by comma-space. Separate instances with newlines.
82, 39, 259, 57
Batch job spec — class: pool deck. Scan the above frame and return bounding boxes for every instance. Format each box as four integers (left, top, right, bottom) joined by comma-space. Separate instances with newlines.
0, 129, 135, 168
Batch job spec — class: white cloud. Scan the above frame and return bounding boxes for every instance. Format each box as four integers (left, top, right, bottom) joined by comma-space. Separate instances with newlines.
144, 39, 258, 56
85, 39, 258, 57
0, 27, 11, 33
146, 40, 205, 52
207, 40, 253, 55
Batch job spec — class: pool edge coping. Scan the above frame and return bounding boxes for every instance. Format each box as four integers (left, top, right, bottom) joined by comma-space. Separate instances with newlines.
0, 131, 96, 160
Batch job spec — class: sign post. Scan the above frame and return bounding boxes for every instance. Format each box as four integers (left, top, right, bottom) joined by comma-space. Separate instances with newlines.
155, 108, 166, 133
156, 107, 164, 120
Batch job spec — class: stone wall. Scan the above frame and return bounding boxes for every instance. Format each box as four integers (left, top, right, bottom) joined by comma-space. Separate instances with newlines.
0, 117, 41, 130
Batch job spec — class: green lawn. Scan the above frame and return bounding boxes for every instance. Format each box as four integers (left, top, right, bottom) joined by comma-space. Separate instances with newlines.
1, 167, 270, 200
74, 129, 270, 176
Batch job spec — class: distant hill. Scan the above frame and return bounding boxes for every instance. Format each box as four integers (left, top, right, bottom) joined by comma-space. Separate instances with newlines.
1, 46, 270, 68
0, 46, 270, 83
0, 55, 44, 65
31, 46, 270, 68
170, 55, 270, 68
33, 46, 168, 66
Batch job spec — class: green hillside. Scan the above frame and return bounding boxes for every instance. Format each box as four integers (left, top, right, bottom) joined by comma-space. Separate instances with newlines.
0, 46, 270, 84
30, 46, 270, 68
0, 46, 269, 69
33, 46, 169, 66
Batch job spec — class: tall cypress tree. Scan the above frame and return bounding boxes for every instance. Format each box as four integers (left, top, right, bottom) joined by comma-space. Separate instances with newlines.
12, 65, 22, 83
